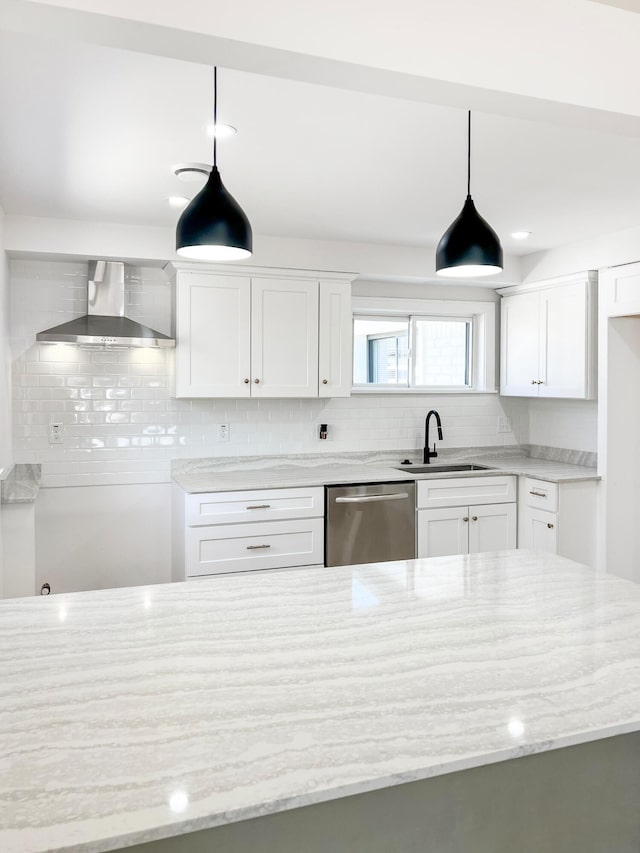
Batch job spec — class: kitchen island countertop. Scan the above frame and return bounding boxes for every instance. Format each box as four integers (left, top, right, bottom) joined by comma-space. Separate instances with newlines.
1, 550, 638, 853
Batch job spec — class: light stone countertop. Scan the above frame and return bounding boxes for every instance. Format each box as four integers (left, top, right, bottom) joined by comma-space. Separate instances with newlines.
173, 453, 598, 494
1, 550, 638, 853
0, 464, 41, 504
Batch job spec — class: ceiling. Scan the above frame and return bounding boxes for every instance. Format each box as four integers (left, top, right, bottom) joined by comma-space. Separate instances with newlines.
2, 29, 640, 258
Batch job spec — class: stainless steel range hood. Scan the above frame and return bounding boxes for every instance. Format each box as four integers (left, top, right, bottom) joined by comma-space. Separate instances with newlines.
36, 261, 175, 347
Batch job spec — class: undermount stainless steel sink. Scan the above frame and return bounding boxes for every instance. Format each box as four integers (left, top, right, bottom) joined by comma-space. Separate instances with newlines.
393, 463, 495, 474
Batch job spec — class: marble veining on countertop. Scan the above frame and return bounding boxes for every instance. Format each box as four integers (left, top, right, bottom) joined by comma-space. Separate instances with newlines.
0, 464, 41, 504
1, 550, 639, 853
172, 447, 598, 493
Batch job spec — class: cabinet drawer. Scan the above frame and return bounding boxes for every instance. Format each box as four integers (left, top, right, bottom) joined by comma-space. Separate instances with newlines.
523, 478, 558, 512
417, 476, 516, 509
186, 518, 324, 576
185, 486, 324, 526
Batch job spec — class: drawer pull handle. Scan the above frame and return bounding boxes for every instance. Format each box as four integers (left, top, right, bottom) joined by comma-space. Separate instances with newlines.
246, 504, 271, 510
247, 544, 271, 550
472, 516, 478, 522
529, 489, 547, 497
547, 522, 554, 529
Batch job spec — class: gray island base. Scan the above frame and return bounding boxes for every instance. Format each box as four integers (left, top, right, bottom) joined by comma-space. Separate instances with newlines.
129, 732, 640, 853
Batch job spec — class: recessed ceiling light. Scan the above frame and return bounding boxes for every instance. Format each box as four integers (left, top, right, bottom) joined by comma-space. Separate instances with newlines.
206, 123, 237, 139
172, 162, 212, 183
511, 231, 532, 240
168, 196, 189, 208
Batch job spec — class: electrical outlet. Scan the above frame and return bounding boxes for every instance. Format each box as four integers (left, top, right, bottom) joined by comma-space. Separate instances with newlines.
215, 423, 230, 442
497, 416, 512, 434
49, 423, 64, 444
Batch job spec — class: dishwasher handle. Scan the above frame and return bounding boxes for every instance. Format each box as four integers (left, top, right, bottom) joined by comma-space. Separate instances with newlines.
335, 492, 410, 504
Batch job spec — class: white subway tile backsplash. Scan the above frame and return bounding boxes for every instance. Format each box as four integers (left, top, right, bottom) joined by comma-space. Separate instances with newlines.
11, 259, 595, 488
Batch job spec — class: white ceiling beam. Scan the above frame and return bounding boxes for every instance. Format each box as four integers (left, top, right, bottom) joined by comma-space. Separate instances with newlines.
6, 0, 640, 136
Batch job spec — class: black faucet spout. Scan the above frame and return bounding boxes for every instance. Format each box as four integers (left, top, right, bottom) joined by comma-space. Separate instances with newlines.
423, 410, 443, 464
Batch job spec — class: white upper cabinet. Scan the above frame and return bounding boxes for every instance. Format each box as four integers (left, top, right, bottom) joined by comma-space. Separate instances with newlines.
318, 280, 352, 398
500, 290, 539, 396
600, 261, 640, 317
251, 277, 319, 398
168, 264, 354, 399
499, 272, 597, 399
174, 272, 251, 398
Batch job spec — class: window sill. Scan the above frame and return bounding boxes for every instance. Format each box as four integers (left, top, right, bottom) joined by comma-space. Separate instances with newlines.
350, 387, 499, 395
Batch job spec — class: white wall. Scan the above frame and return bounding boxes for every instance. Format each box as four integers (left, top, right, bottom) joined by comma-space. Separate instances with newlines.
0, 203, 11, 599
35, 484, 171, 593
527, 399, 598, 453
521, 222, 640, 284
0, 205, 11, 471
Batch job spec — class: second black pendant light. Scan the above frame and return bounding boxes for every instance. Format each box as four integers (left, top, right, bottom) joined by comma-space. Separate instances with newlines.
176, 67, 252, 261
436, 111, 503, 278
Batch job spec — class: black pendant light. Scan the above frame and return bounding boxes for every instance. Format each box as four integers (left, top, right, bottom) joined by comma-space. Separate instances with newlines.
436, 111, 503, 278
176, 67, 252, 261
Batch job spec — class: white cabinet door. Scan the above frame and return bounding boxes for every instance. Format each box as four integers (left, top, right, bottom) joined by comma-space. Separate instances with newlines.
601, 262, 640, 317
500, 291, 540, 396
521, 507, 558, 554
539, 282, 589, 398
468, 503, 516, 554
318, 280, 352, 398
417, 507, 469, 558
175, 272, 251, 398
251, 278, 319, 397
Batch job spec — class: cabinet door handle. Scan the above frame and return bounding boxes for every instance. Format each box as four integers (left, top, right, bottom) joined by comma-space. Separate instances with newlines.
244, 378, 250, 384
254, 378, 260, 384
547, 522, 554, 529
472, 516, 478, 522
247, 544, 271, 550
529, 489, 547, 497
322, 379, 328, 384
531, 379, 537, 385
463, 516, 469, 522
246, 504, 271, 510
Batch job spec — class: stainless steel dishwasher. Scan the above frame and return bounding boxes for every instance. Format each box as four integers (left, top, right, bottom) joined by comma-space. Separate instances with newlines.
325, 482, 416, 567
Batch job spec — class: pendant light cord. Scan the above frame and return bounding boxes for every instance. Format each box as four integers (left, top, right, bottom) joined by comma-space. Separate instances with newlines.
467, 109, 471, 198
213, 66, 218, 170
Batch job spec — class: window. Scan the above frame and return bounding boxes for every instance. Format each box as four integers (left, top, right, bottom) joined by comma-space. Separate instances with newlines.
351, 297, 496, 393
354, 315, 471, 389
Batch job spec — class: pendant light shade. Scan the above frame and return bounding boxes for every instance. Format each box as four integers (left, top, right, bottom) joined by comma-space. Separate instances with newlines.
176, 68, 252, 261
436, 112, 502, 278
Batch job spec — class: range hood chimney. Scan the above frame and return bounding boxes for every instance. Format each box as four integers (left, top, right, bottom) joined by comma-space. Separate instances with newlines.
36, 261, 175, 348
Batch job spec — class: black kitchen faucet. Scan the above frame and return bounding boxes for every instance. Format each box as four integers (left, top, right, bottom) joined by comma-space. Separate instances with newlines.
423, 410, 443, 464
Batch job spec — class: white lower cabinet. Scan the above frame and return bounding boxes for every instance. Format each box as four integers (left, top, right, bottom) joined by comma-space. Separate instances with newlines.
173, 484, 325, 579
186, 518, 324, 577
521, 506, 558, 552
417, 476, 517, 558
517, 477, 597, 567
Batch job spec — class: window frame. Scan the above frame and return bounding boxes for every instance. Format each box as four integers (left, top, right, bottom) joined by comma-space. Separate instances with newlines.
351, 296, 497, 394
